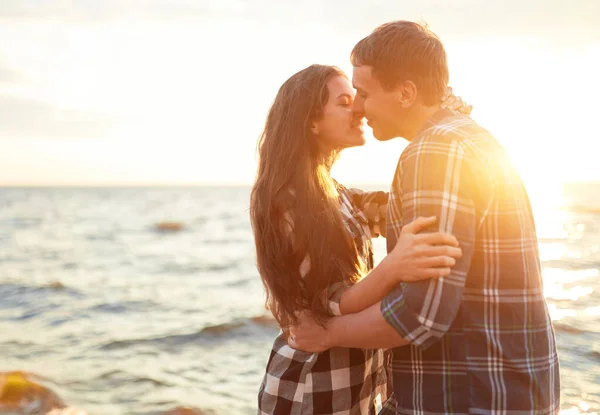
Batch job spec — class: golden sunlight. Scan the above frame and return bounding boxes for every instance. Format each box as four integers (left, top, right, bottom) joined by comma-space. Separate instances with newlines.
1, 3, 599, 413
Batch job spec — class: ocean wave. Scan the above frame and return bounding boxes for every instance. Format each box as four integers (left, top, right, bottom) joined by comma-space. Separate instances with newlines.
95, 370, 173, 387
4, 217, 44, 229
88, 300, 161, 314
0, 340, 39, 348
99, 317, 277, 351
153, 262, 237, 275
11, 304, 62, 321
0, 281, 81, 296
0, 282, 87, 324
98, 325, 239, 350
0, 281, 83, 306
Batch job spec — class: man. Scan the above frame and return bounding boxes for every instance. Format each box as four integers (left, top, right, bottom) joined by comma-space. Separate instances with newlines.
289, 21, 560, 414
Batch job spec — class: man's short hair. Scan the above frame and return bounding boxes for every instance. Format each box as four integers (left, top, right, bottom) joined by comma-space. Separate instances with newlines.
351, 21, 449, 105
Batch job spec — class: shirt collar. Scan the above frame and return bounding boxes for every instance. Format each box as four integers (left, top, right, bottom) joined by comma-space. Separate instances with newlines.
414, 108, 457, 139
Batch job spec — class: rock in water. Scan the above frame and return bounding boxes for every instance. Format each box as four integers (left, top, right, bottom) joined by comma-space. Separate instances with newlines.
162, 407, 212, 415
155, 222, 184, 232
47, 281, 65, 290
0, 371, 65, 414
250, 314, 278, 327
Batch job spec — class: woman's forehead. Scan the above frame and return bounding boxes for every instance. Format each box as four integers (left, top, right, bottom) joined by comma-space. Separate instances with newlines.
327, 76, 354, 96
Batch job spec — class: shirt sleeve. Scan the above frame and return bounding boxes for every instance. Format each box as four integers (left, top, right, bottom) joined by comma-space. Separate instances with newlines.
325, 281, 350, 316
381, 135, 478, 349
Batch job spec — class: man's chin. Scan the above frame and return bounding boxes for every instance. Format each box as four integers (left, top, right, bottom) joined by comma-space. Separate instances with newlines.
372, 130, 395, 142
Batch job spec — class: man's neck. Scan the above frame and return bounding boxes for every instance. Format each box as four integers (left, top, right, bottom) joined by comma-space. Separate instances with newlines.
403, 104, 441, 141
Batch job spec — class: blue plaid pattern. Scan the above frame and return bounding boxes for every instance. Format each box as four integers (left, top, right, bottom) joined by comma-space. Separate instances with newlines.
380, 109, 560, 414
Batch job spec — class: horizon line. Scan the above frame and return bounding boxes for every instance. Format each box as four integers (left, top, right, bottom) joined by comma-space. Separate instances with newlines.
1, 180, 599, 188
0, 182, 390, 188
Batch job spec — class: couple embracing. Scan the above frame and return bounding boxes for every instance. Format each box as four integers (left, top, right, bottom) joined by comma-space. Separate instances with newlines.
250, 20, 560, 415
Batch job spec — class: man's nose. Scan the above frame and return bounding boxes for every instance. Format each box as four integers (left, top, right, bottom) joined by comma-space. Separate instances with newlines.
352, 98, 364, 115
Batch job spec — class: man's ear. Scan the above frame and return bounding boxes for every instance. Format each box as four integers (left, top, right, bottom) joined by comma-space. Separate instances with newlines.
396, 80, 418, 108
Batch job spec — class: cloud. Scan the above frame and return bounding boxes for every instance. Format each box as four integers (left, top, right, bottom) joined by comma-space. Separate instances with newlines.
0, 94, 120, 139
283, 0, 600, 44
1, 0, 598, 44
0, 0, 238, 22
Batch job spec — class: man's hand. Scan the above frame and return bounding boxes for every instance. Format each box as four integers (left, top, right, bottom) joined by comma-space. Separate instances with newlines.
386, 216, 462, 282
363, 201, 387, 237
441, 86, 473, 115
287, 311, 332, 353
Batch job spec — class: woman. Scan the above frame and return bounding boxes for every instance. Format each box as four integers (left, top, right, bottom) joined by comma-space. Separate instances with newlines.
251, 64, 467, 414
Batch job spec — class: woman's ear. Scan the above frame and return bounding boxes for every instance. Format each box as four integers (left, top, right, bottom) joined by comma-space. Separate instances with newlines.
310, 122, 319, 135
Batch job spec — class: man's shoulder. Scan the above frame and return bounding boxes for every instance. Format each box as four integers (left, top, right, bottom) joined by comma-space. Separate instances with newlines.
420, 112, 491, 144
403, 112, 497, 164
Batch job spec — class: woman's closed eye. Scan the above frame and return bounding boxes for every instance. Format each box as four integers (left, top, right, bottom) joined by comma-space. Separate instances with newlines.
338, 95, 352, 107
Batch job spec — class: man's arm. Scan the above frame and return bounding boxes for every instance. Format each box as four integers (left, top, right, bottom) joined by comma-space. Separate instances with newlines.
338, 216, 461, 315
381, 134, 479, 349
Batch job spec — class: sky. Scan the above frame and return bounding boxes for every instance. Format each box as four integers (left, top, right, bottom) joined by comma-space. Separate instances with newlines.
1, 0, 599, 187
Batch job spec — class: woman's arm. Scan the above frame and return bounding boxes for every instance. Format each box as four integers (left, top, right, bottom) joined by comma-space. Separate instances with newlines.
338, 254, 401, 315
339, 216, 462, 315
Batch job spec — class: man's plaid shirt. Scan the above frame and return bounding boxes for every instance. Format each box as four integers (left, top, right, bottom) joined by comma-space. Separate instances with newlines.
379, 109, 560, 414
258, 185, 392, 414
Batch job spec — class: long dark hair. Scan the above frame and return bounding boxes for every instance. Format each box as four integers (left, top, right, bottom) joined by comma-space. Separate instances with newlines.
250, 64, 366, 329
